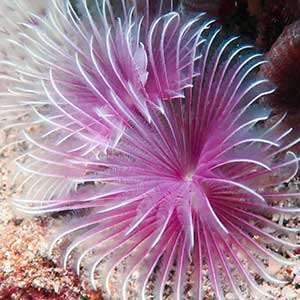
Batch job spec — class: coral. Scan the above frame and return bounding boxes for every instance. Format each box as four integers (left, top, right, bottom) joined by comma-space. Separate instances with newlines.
0, 213, 103, 300
260, 20, 300, 129
1, 0, 300, 299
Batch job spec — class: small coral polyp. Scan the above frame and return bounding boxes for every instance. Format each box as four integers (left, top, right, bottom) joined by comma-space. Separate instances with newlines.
2, 0, 300, 299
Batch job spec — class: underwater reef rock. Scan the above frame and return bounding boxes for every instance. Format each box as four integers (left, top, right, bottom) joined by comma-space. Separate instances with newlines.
183, 0, 300, 52
182, 0, 235, 20
256, 0, 300, 51
260, 20, 300, 130
182, 0, 258, 42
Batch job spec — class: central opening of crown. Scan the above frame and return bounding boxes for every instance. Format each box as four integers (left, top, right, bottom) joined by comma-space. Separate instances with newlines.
184, 171, 194, 182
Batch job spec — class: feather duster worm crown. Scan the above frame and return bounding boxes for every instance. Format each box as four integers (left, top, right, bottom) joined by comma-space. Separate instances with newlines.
2, 0, 300, 299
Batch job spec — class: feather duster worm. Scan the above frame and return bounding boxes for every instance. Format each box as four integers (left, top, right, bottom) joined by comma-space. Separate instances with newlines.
260, 20, 300, 131
0, 1, 48, 154
1, 1, 300, 299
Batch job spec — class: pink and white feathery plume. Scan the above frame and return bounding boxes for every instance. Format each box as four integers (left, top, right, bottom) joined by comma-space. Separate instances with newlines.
2, 0, 300, 299
0, 0, 48, 142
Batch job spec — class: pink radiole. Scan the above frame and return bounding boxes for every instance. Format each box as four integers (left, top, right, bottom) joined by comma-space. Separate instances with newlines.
3, 0, 300, 299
